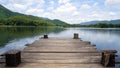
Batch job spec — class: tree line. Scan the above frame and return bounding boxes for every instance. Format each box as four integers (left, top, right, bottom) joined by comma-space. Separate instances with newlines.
83, 23, 120, 28
0, 15, 120, 28
0, 16, 56, 26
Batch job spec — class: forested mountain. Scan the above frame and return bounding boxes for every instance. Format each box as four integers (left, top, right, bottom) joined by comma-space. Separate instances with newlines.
80, 20, 120, 25
0, 4, 68, 26
99, 20, 120, 24
80, 20, 120, 28
44, 19, 69, 26
80, 21, 99, 25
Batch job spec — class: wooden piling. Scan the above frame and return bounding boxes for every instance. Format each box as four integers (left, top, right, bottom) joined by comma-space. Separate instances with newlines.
92, 44, 96, 46
5, 50, 21, 67
25, 44, 30, 46
73, 33, 79, 39
84, 41, 91, 44
44, 35, 48, 39
101, 50, 117, 67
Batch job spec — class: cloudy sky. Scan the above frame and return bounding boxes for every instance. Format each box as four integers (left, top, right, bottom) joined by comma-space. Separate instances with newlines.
0, 0, 120, 24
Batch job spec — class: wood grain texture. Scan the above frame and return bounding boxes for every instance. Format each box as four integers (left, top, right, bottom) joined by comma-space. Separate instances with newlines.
0, 38, 115, 68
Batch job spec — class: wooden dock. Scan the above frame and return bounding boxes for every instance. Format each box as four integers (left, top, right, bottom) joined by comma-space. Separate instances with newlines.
0, 36, 115, 68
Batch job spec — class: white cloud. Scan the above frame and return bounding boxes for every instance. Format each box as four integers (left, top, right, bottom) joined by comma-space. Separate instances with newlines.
50, 2, 79, 23
1, 0, 45, 13
50, 1, 54, 5
58, 0, 70, 4
93, 2, 98, 6
109, 12, 116, 16
0, 0, 2, 2
5, 4, 27, 12
46, 1, 55, 11
0, 0, 120, 24
80, 4, 91, 10
54, 3, 77, 14
26, 8, 44, 15
87, 11, 120, 21
42, 1, 120, 24
1, 0, 44, 6
105, 0, 120, 8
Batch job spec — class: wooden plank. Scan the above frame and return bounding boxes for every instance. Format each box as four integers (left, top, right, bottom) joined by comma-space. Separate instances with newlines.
21, 58, 101, 64
0, 38, 115, 68
22, 53, 102, 56
24, 46, 96, 50
24, 48, 97, 52
27, 44, 95, 47
22, 51, 99, 53
0, 63, 114, 68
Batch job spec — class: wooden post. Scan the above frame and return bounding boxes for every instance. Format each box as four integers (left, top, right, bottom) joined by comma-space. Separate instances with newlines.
25, 44, 30, 46
101, 50, 117, 67
73, 33, 79, 39
92, 44, 96, 46
85, 41, 91, 44
44, 35, 48, 39
5, 50, 21, 67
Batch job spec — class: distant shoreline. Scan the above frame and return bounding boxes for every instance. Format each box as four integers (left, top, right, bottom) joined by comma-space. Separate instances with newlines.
0, 26, 35, 27
0, 25, 53, 27
0, 25, 120, 28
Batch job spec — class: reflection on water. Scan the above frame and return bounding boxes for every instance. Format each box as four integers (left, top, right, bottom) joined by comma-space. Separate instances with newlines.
0, 27, 120, 67
49, 28, 120, 54
0, 36, 39, 55
1, 27, 120, 55
0, 27, 65, 54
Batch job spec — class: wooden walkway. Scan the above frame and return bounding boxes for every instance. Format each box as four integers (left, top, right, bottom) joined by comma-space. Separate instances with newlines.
0, 38, 114, 68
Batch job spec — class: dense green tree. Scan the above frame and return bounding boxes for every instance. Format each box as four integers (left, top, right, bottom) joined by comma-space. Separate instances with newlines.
0, 16, 57, 26
84, 23, 120, 28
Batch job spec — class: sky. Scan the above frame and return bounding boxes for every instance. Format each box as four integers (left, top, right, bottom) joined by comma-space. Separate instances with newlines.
0, 0, 120, 24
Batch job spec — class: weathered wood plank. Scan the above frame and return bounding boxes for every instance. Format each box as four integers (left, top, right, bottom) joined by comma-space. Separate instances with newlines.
0, 63, 115, 68
0, 38, 115, 68
22, 53, 102, 56
21, 58, 101, 64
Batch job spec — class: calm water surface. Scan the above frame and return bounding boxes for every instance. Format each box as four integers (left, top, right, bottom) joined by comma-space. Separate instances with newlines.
0, 27, 120, 67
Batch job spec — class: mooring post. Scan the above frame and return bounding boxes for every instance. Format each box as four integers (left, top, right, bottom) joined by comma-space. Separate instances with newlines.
5, 50, 21, 67
101, 50, 117, 67
85, 41, 91, 44
91, 44, 96, 46
25, 44, 30, 46
44, 35, 48, 39
73, 33, 79, 39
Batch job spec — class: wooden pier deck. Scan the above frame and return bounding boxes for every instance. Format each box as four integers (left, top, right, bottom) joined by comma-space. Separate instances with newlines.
0, 38, 115, 68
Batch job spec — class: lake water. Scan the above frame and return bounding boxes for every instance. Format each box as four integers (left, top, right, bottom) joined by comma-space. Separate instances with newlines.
0, 27, 120, 67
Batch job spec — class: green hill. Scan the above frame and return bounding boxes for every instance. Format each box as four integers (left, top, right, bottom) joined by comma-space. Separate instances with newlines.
80, 20, 120, 25
43, 19, 69, 26
80, 20, 120, 28
0, 4, 68, 26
